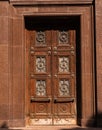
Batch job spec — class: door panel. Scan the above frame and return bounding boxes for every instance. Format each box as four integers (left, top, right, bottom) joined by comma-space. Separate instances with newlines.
27, 28, 76, 125
29, 30, 52, 125
52, 30, 76, 125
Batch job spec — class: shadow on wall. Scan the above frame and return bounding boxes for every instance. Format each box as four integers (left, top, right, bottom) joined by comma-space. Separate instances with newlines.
85, 112, 102, 128
0, 121, 19, 130
0, 122, 8, 128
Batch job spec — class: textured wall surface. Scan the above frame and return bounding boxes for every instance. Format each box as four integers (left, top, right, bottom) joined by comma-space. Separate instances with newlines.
0, 1, 9, 124
0, 1, 25, 127
95, 0, 102, 126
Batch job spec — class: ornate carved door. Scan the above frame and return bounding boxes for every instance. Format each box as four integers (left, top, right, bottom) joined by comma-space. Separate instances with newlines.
26, 26, 76, 125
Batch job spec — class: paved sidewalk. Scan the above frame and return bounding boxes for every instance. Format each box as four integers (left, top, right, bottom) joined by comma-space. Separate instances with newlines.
1, 126, 102, 130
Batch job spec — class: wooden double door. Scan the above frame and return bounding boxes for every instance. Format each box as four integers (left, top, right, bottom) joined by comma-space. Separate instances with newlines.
26, 25, 76, 125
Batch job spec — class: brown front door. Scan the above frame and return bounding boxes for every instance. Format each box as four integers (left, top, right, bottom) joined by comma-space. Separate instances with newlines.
26, 24, 76, 125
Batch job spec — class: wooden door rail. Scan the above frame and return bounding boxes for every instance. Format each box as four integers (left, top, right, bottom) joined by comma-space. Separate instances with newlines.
54, 98, 74, 103
31, 97, 50, 102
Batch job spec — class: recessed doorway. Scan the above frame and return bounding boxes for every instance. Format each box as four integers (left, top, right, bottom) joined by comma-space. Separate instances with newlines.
25, 16, 80, 126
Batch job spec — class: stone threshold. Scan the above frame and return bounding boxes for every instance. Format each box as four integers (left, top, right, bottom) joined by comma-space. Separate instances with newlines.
7, 126, 102, 130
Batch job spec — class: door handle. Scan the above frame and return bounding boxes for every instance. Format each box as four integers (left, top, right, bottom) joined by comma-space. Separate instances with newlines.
48, 74, 51, 77
30, 74, 34, 78
48, 47, 51, 50
48, 51, 51, 55
53, 47, 57, 55
54, 98, 74, 103
54, 51, 57, 55
53, 47, 57, 50
30, 50, 35, 55
31, 97, 50, 102
30, 46, 34, 51
54, 74, 57, 78
71, 50, 75, 55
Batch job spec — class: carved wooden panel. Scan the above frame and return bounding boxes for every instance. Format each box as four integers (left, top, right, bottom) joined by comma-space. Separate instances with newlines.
36, 80, 46, 96
59, 57, 69, 73
59, 79, 70, 96
36, 57, 46, 73
36, 31, 46, 46
58, 31, 69, 45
